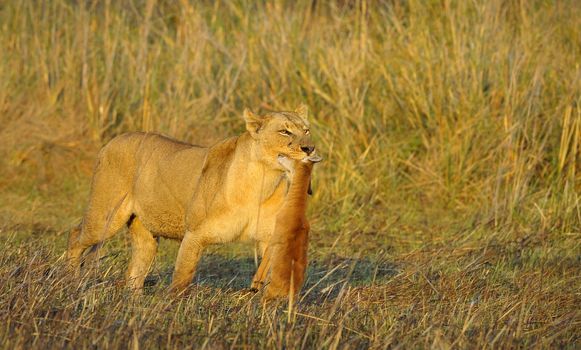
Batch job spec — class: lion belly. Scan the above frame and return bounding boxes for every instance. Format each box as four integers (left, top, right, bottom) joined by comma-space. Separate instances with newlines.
133, 200, 186, 239
181, 206, 278, 245
119, 133, 207, 239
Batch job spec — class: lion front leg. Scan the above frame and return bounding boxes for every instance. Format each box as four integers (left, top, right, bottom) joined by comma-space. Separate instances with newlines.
251, 241, 271, 291
169, 230, 205, 293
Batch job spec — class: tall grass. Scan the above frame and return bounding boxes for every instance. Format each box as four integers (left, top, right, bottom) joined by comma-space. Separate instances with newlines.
0, 0, 579, 348
1, 0, 578, 233
1, 0, 579, 226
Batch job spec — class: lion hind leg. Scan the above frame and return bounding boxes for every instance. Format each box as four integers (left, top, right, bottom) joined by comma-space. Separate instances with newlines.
66, 225, 83, 276
67, 192, 133, 274
126, 217, 158, 292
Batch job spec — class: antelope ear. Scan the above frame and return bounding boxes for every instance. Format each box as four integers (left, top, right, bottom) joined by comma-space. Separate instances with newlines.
243, 108, 265, 138
307, 179, 313, 195
295, 104, 309, 123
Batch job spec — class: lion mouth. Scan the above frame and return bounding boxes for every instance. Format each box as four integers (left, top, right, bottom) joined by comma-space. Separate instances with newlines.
303, 153, 322, 163
278, 153, 322, 166
278, 152, 322, 163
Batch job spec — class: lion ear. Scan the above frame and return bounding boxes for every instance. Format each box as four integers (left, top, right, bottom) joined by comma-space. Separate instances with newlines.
243, 108, 265, 137
295, 104, 309, 123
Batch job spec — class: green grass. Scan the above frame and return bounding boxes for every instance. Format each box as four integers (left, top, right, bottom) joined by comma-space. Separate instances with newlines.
0, 0, 579, 348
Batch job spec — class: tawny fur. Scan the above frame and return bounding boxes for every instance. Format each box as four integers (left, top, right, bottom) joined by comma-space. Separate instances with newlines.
66, 105, 316, 293
262, 158, 317, 300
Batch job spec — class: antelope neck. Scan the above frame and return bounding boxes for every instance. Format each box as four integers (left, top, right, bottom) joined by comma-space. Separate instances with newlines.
287, 163, 313, 203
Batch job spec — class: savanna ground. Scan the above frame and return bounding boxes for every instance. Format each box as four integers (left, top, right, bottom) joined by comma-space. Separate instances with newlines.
0, 0, 579, 348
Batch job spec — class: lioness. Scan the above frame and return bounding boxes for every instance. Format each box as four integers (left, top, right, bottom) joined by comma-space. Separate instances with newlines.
67, 105, 316, 292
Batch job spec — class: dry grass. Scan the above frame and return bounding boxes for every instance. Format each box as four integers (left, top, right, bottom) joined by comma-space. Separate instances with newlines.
0, 0, 579, 348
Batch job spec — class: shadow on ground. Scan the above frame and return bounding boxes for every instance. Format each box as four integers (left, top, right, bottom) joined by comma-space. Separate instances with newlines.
144, 253, 398, 303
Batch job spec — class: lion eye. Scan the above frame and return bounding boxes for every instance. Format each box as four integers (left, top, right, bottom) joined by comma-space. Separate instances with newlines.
304, 129, 310, 135
278, 130, 292, 136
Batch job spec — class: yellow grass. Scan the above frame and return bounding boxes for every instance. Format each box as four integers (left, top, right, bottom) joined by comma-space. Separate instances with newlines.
0, 0, 579, 348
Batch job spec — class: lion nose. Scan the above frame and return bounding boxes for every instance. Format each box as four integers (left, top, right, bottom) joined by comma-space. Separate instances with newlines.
301, 145, 315, 155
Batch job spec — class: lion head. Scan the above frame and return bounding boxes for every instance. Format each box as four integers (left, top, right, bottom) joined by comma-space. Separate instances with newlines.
243, 105, 316, 170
